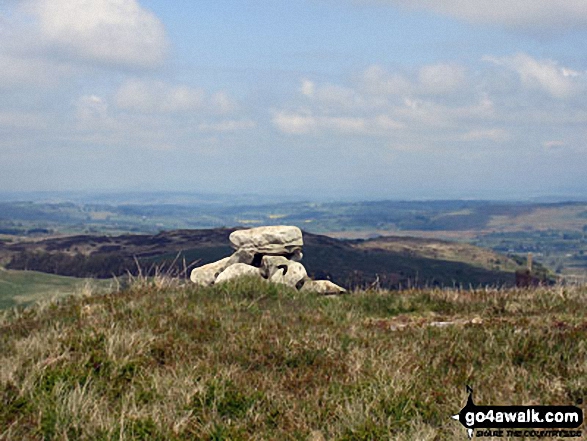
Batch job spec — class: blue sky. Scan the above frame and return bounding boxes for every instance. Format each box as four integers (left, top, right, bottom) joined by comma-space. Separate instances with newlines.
1, 0, 587, 200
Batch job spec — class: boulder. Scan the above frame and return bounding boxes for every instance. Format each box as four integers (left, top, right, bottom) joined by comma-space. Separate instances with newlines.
301, 280, 346, 295
215, 263, 262, 284
190, 257, 231, 286
289, 249, 303, 262
229, 226, 303, 255
260, 255, 291, 279
226, 248, 255, 266
269, 261, 307, 289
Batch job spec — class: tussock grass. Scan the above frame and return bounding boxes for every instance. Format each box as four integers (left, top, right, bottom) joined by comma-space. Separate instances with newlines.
1, 278, 586, 440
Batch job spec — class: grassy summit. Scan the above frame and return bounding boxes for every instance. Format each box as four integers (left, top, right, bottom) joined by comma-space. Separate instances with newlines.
1, 278, 586, 440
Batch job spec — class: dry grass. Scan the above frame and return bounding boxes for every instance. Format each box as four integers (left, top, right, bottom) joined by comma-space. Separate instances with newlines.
1, 278, 586, 440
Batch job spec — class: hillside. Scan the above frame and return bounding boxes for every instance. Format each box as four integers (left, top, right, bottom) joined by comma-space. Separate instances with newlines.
0, 269, 111, 309
0, 229, 540, 290
1, 198, 585, 279
351, 236, 521, 272
1, 279, 585, 439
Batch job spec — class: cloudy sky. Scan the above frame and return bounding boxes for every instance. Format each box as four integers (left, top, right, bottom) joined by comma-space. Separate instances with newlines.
1, 0, 587, 200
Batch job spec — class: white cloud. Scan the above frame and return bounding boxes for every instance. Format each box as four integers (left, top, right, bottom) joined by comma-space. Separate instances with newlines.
322, 116, 366, 133
274, 67, 500, 137
483, 53, 582, 98
360, 64, 410, 96
0, 111, 48, 130
272, 51, 580, 153
114, 79, 238, 115
76, 95, 109, 122
34, 0, 167, 68
198, 119, 256, 132
360, 63, 467, 97
562, 68, 580, 78
0, 5, 74, 89
74, 95, 127, 137
315, 84, 361, 109
301, 77, 389, 113
373, 114, 405, 131
542, 140, 566, 150
460, 128, 509, 142
272, 112, 366, 135
272, 112, 317, 135
362, 0, 587, 31
0, 50, 75, 89
397, 95, 495, 128
300, 79, 315, 97
115, 79, 210, 113
210, 92, 238, 114
418, 63, 466, 95
272, 111, 404, 136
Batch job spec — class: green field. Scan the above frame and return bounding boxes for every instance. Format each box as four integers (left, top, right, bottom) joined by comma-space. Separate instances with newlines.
1, 277, 585, 439
0, 269, 113, 309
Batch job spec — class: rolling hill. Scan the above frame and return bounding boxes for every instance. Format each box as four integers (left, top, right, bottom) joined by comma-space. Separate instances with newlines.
0, 229, 547, 291
0, 268, 111, 309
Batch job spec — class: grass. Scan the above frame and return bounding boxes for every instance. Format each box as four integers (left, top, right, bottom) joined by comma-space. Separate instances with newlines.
0, 277, 586, 440
0, 268, 113, 309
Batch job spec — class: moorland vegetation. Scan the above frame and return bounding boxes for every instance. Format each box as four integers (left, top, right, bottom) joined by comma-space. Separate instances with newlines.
1, 277, 586, 440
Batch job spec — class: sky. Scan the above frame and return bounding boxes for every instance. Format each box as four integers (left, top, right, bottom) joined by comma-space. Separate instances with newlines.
1, 0, 587, 200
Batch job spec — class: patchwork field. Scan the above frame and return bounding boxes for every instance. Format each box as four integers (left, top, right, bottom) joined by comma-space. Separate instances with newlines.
2, 198, 586, 280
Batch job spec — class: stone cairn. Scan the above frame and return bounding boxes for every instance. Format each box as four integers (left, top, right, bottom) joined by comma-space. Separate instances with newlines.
190, 225, 346, 295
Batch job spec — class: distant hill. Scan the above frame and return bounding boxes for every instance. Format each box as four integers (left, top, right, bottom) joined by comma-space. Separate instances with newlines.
352, 236, 521, 272
0, 229, 546, 289
1, 199, 585, 279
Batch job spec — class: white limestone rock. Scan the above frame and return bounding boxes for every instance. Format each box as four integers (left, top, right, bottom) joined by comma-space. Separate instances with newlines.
289, 249, 303, 262
260, 255, 291, 279
269, 261, 307, 289
226, 248, 255, 266
190, 257, 231, 286
214, 263, 262, 284
301, 280, 346, 295
189, 225, 343, 294
229, 226, 303, 255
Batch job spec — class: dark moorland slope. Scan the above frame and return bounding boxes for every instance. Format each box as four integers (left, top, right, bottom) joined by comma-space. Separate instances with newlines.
0, 229, 550, 289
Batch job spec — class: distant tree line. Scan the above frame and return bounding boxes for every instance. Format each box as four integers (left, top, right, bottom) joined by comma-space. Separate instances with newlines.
0, 227, 52, 236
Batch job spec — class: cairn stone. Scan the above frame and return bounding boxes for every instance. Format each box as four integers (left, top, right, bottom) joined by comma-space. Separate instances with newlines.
289, 249, 303, 262
226, 248, 256, 266
269, 261, 307, 289
301, 280, 346, 295
189, 225, 346, 293
215, 263, 262, 284
229, 225, 303, 255
190, 257, 231, 286
260, 255, 291, 279
189, 249, 256, 286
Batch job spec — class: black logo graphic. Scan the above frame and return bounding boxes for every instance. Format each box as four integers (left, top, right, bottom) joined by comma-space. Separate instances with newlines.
452, 386, 583, 439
